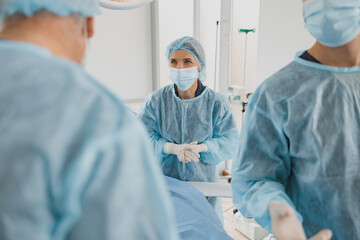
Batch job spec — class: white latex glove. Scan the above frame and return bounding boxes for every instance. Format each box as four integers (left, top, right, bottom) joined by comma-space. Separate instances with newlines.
180, 141, 208, 163
269, 202, 332, 240
186, 141, 208, 155
163, 142, 200, 163
182, 142, 201, 163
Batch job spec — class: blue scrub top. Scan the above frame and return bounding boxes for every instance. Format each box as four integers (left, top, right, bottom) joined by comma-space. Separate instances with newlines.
299, 50, 321, 64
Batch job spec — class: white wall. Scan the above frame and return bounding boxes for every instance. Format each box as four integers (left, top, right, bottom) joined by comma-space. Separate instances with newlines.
85, 5, 153, 102
256, 0, 315, 85
84, 0, 194, 101
158, 0, 194, 88
197, 0, 221, 90
230, 0, 260, 93
83, 0, 315, 104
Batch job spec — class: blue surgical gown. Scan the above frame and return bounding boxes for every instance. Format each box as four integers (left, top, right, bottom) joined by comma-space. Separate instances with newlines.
137, 84, 239, 221
231, 52, 360, 239
0, 40, 179, 240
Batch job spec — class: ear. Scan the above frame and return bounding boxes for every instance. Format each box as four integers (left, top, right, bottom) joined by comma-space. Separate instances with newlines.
86, 17, 95, 39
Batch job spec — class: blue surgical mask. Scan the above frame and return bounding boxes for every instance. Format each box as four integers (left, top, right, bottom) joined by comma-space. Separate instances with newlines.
304, 0, 360, 47
169, 67, 199, 91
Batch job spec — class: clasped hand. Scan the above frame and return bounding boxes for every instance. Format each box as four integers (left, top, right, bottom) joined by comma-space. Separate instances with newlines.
163, 142, 208, 163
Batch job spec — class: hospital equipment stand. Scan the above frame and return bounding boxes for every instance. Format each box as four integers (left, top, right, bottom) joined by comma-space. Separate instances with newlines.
239, 28, 256, 89
222, 28, 255, 177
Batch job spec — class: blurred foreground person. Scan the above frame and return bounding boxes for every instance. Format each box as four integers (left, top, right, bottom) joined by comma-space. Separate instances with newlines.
232, 0, 360, 239
0, 1, 179, 239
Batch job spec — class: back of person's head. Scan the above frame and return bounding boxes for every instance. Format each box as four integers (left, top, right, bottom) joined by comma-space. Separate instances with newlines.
0, 0, 100, 21
0, 0, 100, 63
166, 36, 207, 82
303, 0, 360, 47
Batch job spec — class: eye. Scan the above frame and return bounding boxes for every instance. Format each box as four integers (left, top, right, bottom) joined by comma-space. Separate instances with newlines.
185, 60, 192, 64
170, 59, 177, 64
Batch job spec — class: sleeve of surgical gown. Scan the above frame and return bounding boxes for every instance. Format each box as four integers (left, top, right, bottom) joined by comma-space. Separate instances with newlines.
137, 97, 168, 162
201, 99, 239, 165
65, 109, 179, 240
230, 91, 302, 232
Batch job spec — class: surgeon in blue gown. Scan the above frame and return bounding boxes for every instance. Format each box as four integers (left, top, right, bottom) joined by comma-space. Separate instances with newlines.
0, 1, 179, 240
231, 0, 360, 239
138, 36, 239, 222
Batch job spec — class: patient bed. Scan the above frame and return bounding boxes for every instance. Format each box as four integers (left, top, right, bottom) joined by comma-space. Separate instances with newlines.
164, 176, 233, 240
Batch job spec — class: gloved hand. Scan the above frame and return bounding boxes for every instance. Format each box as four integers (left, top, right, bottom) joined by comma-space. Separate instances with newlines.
163, 142, 200, 163
269, 201, 332, 240
186, 141, 208, 155
179, 141, 208, 163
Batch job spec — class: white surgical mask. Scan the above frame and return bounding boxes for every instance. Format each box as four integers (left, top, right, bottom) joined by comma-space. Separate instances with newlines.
169, 67, 199, 91
304, 0, 360, 47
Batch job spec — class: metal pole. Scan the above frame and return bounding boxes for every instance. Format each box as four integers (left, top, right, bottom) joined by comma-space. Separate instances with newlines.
193, 0, 201, 40
238, 28, 256, 89
214, 21, 220, 90
243, 33, 248, 88
217, 0, 233, 95
150, 0, 160, 91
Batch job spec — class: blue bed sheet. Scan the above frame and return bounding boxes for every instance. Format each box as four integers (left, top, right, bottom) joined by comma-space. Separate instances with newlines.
164, 176, 233, 240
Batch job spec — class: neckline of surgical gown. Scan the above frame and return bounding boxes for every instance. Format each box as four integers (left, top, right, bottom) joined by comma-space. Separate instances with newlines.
0, 39, 51, 57
171, 83, 210, 102
295, 50, 360, 73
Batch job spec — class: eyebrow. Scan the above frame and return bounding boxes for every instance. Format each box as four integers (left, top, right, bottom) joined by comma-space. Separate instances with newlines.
170, 58, 193, 61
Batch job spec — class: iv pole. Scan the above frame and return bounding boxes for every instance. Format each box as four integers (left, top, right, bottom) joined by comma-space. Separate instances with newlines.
222, 28, 256, 178
213, 21, 220, 90
238, 28, 255, 89
238, 28, 255, 123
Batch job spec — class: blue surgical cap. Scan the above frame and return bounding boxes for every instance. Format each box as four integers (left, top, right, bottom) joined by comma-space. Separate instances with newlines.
166, 36, 207, 82
0, 0, 100, 20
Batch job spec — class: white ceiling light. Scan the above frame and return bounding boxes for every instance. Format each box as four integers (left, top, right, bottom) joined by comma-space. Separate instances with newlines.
99, 0, 153, 10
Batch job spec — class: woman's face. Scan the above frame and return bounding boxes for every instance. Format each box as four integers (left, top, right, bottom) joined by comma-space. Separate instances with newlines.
170, 50, 200, 72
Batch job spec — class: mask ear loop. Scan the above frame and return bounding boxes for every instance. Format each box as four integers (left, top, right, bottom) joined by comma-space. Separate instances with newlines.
81, 19, 88, 67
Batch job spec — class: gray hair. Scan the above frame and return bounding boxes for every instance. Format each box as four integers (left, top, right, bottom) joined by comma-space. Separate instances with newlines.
2, 12, 25, 25
2, 10, 86, 27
